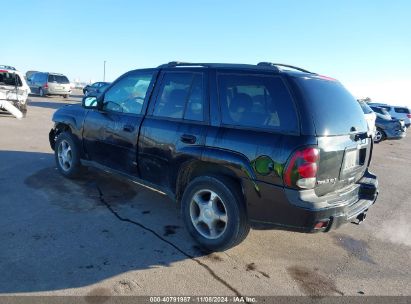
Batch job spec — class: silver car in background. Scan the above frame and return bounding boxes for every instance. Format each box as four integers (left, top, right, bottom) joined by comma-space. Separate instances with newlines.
28, 72, 71, 98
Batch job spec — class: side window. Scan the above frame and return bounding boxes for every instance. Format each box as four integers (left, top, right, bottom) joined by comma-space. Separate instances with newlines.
394, 107, 409, 114
218, 74, 298, 132
153, 72, 204, 121
103, 71, 153, 114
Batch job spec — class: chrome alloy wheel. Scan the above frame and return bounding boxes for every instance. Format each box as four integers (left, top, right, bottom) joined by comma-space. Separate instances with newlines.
189, 189, 228, 240
57, 139, 73, 171
375, 130, 382, 142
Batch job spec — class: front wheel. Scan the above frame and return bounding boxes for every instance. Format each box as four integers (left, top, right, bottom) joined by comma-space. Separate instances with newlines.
374, 128, 385, 143
54, 132, 83, 178
181, 176, 249, 251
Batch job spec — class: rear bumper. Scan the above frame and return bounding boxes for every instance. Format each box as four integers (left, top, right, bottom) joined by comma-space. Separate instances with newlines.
386, 130, 406, 140
45, 88, 71, 95
384, 126, 406, 139
248, 170, 378, 232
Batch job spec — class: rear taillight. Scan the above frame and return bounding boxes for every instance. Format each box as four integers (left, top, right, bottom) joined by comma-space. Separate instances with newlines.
44, 83, 48, 89
284, 147, 320, 189
407, 114, 411, 118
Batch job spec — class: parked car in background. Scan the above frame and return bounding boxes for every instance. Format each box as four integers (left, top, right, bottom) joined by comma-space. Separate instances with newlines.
369, 106, 406, 143
0, 65, 30, 118
25, 70, 39, 81
369, 103, 411, 128
358, 100, 376, 138
49, 61, 378, 250
83, 82, 111, 96
27, 72, 71, 98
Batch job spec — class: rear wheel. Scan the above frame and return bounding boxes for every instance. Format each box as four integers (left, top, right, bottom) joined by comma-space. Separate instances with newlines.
374, 128, 386, 143
181, 176, 249, 251
54, 132, 83, 178
63, 94, 69, 98
39, 88, 44, 97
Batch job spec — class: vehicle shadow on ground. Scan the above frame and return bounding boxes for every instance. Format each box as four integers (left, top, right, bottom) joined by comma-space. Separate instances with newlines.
0, 151, 221, 294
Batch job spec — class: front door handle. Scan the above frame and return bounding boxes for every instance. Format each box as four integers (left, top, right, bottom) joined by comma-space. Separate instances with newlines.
123, 124, 135, 132
180, 134, 197, 144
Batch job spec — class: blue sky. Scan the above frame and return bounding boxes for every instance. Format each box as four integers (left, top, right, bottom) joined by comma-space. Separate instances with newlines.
2, 0, 410, 105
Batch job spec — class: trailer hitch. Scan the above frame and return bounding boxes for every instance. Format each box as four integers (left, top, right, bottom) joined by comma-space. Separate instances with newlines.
351, 210, 368, 225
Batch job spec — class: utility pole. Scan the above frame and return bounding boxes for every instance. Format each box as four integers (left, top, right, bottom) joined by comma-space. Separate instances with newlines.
103, 60, 106, 81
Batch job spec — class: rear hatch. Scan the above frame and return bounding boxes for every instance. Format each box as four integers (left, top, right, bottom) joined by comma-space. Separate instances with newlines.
48, 74, 71, 93
290, 75, 371, 197
0, 70, 26, 102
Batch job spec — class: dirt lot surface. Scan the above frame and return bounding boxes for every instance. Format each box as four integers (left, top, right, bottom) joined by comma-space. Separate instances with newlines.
0, 91, 410, 297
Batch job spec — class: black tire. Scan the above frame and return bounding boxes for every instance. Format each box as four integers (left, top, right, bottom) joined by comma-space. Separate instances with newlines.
19, 103, 27, 118
63, 94, 69, 98
54, 132, 83, 178
374, 128, 386, 143
181, 175, 250, 251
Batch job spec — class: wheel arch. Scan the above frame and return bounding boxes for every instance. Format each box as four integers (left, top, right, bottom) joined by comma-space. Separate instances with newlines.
175, 148, 259, 211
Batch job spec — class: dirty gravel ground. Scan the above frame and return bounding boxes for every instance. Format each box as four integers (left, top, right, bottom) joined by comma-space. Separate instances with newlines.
0, 92, 410, 297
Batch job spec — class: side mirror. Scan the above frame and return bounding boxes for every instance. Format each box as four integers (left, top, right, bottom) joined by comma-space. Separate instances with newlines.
82, 96, 99, 109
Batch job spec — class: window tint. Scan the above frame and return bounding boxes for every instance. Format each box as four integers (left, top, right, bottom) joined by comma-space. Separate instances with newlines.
394, 107, 410, 114
103, 72, 153, 114
153, 72, 204, 121
48, 74, 69, 84
218, 74, 297, 132
0, 72, 22, 86
292, 77, 367, 135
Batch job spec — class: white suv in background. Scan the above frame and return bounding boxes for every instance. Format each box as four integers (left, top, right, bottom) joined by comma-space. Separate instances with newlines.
369, 103, 411, 128
0, 65, 30, 118
358, 100, 376, 138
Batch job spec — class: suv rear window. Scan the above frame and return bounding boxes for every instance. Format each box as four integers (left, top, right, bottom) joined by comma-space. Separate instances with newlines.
218, 74, 298, 133
0, 71, 22, 87
292, 76, 367, 136
48, 74, 69, 84
394, 107, 410, 114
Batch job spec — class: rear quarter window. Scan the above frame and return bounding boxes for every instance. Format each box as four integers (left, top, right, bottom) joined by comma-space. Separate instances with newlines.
217, 73, 298, 133
0, 72, 22, 86
48, 74, 70, 84
292, 76, 367, 136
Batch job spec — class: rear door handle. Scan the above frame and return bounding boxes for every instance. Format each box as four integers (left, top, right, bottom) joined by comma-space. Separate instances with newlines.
180, 134, 197, 144
123, 124, 135, 132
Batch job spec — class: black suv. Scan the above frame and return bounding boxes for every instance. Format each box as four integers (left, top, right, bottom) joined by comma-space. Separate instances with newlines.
49, 62, 378, 250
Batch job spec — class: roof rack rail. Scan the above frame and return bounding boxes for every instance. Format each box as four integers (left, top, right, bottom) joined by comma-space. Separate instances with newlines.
257, 62, 313, 74
157, 61, 211, 68
0, 65, 16, 71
